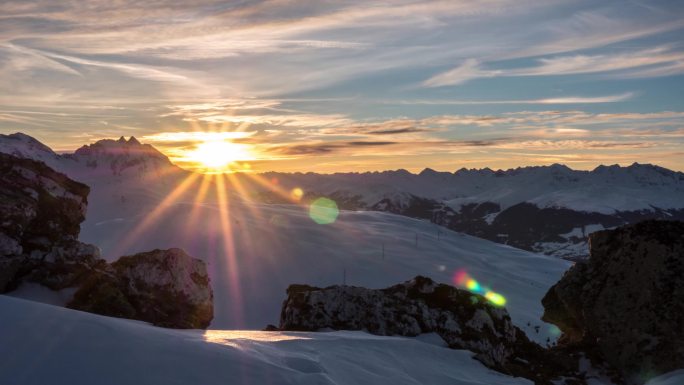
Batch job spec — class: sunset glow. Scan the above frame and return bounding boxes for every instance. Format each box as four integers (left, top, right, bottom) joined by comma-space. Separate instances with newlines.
1, 1, 682, 172
187, 140, 253, 173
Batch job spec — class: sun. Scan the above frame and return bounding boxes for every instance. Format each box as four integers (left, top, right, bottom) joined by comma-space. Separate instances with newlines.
188, 140, 252, 173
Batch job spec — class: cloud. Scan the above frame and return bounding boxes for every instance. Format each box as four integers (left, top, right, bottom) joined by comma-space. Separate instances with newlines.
424, 46, 684, 87
2, 1, 683, 172
271, 140, 397, 156
366, 128, 428, 135
394, 93, 635, 104
141, 131, 256, 144
422, 59, 499, 87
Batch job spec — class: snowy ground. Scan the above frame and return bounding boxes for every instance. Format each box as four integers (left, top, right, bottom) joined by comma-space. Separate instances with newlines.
77, 199, 571, 344
0, 295, 532, 385
2, 295, 680, 385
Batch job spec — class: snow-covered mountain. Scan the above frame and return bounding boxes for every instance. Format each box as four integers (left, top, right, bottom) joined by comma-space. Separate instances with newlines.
80, 203, 570, 344
0, 132, 187, 183
3, 132, 684, 384
0, 132, 191, 228
2, 132, 683, 260
238, 165, 684, 259
0, 132, 569, 339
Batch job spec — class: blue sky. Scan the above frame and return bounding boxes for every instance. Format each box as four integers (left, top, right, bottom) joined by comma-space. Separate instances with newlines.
1, 0, 683, 172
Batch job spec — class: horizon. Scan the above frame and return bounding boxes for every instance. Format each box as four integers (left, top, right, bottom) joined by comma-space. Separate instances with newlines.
1, 1, 684, 173
9, 131, 682, 174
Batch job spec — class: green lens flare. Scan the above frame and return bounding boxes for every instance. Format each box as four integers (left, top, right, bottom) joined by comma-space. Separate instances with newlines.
309, 197, 339, 225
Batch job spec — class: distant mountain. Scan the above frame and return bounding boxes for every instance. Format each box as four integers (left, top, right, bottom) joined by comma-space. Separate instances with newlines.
2, 132, 683, 260
250, 165, 684, 259
0, 132, 184, 180
0, 133, 190, 235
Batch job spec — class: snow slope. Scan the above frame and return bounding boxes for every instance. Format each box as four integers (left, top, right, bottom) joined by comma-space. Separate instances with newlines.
82, 195, 571, 344
645, 370, 684, 385
0, 295, 531, 385
0, 133, 572, 342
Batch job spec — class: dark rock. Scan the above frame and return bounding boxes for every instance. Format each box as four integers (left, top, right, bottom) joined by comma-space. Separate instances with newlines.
542, 220, 684, 384
69, 248, 214, 329
280, 276, 580, 383
0, 257, 22, 292
0, 153, 213, 329
0, 153, 101, 291
262, 324, 280, 331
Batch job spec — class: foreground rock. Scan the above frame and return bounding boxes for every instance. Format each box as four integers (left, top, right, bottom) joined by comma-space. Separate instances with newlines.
542, 220, 684, 384
1, 153, 213, 329
280, 276, 580, 383
69, 248, 213, 329
0, 153, 101, 292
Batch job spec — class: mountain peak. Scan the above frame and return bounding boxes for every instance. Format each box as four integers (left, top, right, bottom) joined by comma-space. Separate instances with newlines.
0, 132, 56, 155
71, 136, 176, 176
418, 167, 437, 176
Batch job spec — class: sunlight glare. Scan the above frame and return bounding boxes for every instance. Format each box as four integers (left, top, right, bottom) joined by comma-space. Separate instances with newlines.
188, 140, 253, 173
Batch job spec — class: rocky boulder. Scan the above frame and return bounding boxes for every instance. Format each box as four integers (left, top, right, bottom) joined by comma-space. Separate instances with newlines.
0, 153, 100, 292
69, 248, 213, 329
1, 153, 214, 329
280, 276, 576, 382
542, 220, 684, 384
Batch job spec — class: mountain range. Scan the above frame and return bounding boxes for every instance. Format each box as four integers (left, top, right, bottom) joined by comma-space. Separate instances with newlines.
1, 132, 683, 260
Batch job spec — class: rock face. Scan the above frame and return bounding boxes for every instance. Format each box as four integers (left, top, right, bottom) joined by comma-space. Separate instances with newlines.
69, 248, 213, 329
542, 220, 684, 384
1, 153, 213, 329
0, 153, 101, 292
280, 276, 572, 382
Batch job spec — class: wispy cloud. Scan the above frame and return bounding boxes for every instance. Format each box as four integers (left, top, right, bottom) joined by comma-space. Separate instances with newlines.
391, 93, 635, 104
424, 46, 684, 87
2, 1, 684, 171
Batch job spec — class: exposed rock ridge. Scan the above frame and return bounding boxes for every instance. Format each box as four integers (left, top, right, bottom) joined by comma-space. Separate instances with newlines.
542, 220, 684, 384
69, 248, 214, 329
280, 275, 580, 384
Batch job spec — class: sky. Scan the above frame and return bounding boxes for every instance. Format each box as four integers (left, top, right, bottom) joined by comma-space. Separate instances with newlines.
1, 0, 683, 173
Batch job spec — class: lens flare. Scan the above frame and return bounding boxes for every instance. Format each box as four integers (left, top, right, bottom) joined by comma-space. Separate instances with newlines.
454, 269, 469, 286
548, 325, 562, 337
466, 279, 481, 292
309, 197, 339, 225
453, 269, 507, 307
484, 291, 507, 307
291, 187, 304, 201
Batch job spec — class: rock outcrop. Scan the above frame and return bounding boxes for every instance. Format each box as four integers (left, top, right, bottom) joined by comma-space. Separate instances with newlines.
69, 248, 213, 329
280, 276, 577, 383
542, 220, 684, 384
0, 152, 101, 292
1, 153, 213, 329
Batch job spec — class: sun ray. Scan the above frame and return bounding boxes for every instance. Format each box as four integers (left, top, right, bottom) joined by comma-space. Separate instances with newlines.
241, 172, 303, 204
111, 172, 201, 257
214, 173, 244, 324
182, 172, 214, 244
